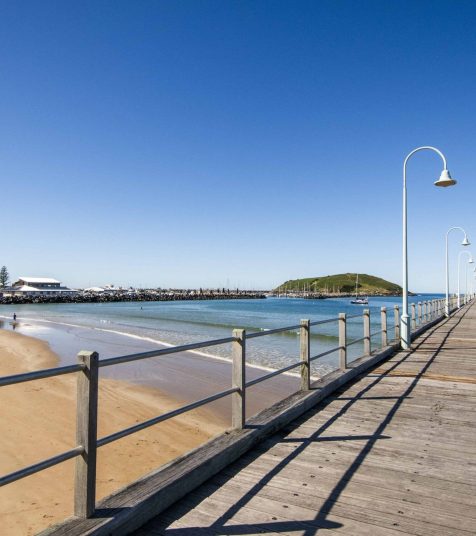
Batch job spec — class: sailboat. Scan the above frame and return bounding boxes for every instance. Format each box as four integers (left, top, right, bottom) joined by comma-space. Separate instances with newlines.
350, 274, 369, 305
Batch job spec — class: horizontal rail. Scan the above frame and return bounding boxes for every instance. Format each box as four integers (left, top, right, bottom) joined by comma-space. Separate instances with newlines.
0, 446, 84, 487
347, 336, 366, 347
245, 361, 301, 387
0, 364, 84, 388
310, 345, 341, 361
370, 329, 383, 337
246, 324, 301, 339
99, 336, 236, 368
309, 317, 339, 327
346, 313, 365, 319
97, 387, 239, 447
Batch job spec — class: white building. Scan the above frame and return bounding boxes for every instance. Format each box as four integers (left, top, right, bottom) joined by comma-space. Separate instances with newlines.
5, 277, 77, 297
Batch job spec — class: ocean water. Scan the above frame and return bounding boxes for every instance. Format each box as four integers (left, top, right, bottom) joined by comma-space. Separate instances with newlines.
0, 294, 443, 377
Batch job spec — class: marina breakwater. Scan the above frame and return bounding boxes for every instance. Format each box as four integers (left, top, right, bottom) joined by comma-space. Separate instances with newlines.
270, 291, 405, 299
0, 289, 266, 305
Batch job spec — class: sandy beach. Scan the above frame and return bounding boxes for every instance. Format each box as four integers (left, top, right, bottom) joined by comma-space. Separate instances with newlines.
0, 330, 227, 536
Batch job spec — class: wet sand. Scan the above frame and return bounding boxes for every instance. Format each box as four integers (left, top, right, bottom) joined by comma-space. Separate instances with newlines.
3, 318, 302, 421
0, 330, 227, 535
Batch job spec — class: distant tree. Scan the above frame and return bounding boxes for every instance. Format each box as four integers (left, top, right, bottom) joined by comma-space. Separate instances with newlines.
0, 266, 9, 288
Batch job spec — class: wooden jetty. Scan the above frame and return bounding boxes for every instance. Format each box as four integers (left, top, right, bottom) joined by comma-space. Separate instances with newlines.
2, 297, 474, 534
132, 303, 476, 535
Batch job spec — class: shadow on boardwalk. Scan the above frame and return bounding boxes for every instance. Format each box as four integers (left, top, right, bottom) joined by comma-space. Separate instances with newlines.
137, 308, 471, 535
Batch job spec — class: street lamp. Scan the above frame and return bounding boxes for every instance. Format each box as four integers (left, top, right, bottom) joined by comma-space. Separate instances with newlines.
445, 227, 470, 315
401, 146, 456, 350
457, 250, 474, 308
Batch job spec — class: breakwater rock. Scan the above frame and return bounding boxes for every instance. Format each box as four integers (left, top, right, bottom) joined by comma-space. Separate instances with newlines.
0, 290, 266, 305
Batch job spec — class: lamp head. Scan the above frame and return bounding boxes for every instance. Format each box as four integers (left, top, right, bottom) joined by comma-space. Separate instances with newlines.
434, 169, 457, 187
470, 257, 475, 264
462, 236, 471, 246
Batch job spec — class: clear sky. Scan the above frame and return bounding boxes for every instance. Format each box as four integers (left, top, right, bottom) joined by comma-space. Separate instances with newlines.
1, 1, 475, 292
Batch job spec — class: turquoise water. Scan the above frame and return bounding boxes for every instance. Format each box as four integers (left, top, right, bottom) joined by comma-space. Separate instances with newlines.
0, 294, 443, 376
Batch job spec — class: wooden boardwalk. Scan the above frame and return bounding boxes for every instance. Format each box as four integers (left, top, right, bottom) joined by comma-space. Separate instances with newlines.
133, 304, 476, 535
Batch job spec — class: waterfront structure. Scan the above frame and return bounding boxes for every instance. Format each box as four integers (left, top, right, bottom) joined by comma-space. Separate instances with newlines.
457, 250, 474, 307
5, 276, 77, 297
445, 227, 470, 315
5, 297, 470, 534
401, 146, 456, 349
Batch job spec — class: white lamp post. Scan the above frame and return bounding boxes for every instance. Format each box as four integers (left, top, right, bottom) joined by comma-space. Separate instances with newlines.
401, 146, 456, 350
445, 227, 470, 315
457, 250, 474, 308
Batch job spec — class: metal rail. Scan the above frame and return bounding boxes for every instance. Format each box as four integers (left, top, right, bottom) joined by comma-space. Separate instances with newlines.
347, 335, 367, 347
310, 345, 341, 361
0, 446, 84, 487
245, 324, 301, 339
309, 317, 339, 326
245, 361, 301, 388
99, 336, 236, 367
370, 329, 384, 337
97, 387, 238, 447
0, 363, 84, 387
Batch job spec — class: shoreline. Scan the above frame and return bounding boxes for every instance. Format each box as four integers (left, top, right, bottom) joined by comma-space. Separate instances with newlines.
0, 330, 227, 536
0, 317, 302, 420
0, 313, 308, 379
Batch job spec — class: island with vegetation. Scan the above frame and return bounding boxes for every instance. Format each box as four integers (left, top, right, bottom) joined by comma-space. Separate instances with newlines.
274, 273, 403, 298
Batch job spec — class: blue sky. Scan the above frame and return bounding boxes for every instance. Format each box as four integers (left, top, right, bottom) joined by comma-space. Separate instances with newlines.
1, 1, 475, 292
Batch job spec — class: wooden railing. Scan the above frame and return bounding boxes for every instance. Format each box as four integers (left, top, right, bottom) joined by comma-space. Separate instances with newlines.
0, 296, 457, 518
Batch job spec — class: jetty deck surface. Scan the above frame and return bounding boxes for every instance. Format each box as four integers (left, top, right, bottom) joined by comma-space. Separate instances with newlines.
134, 304, 476, 535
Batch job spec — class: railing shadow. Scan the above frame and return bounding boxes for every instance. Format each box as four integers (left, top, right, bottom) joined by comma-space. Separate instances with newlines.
138, 307, 470, 535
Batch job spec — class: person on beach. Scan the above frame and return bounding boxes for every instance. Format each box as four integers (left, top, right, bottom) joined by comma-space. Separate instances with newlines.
13, 313, 16, 321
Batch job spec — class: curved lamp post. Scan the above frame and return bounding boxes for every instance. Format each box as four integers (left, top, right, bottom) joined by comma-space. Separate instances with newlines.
457, 250, 474, 307
401, 146, 456, 350
445, 227, 470, 315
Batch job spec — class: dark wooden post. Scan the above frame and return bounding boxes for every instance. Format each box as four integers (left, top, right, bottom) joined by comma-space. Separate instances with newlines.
411, 303, 416, 331
381, 307, 387, 347
339, 313, 347, 370
232, 329, 246, 429
300, 320, 310, 390
363, 309, 371, 356
394, 305, 400, 340
75, 350, 99, 518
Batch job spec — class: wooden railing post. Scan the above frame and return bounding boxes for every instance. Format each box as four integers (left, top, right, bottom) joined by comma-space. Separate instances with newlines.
232, 329, 246, 429
394, 305, 400, 341
417, 302, 422, 326
423, 301, 428, 323
363, 309, 370, 356
381, 307, 387, 347
339, 313, 347, 370
300, 320, 310, 390
75, 350, 99, 518
411, 303, 416, 331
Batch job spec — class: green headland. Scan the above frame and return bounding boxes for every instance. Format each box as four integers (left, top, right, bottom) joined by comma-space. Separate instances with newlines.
275, 273, 402, 296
